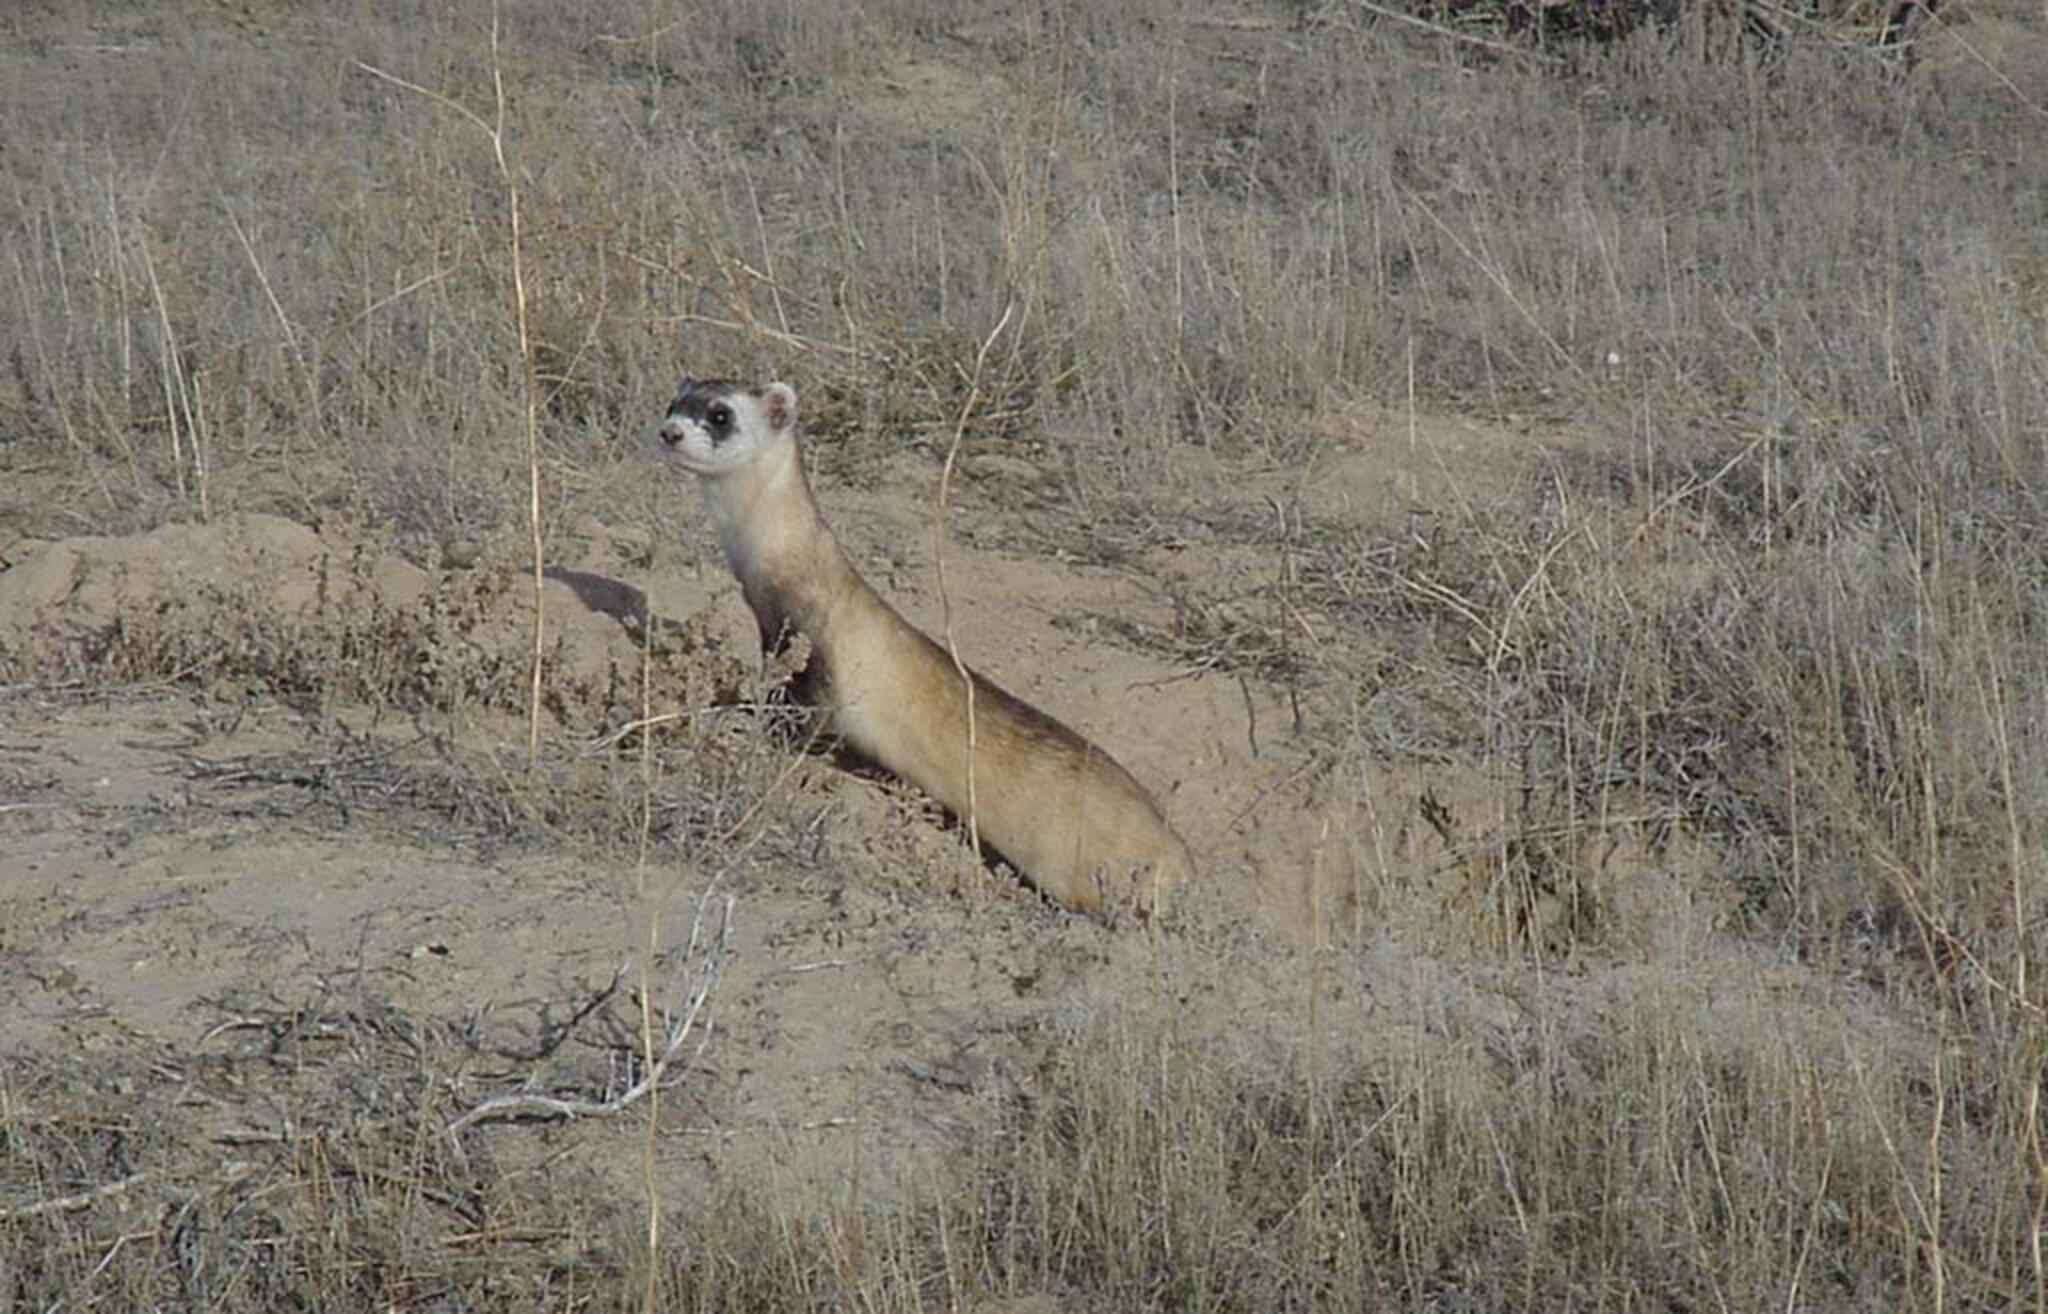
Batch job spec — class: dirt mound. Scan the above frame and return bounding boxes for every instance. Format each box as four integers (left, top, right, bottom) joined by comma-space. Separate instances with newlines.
0, 513, 738, 727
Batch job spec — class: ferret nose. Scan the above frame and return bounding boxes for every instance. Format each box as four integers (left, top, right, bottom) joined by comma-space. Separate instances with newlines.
658, 416, 685, 448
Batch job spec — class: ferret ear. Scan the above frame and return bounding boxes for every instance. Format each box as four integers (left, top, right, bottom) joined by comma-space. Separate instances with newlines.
761, 380, 798, 431
762, 382, 798, 433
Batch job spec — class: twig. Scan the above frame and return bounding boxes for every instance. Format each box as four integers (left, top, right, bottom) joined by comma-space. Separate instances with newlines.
582, 702, 802, 756
665, 313, 873, 359
358, 1, 545, 771
2, 1172, 150, 1219
1628, 430, 1771, 546
447, 894, 734, 1136
582, 709, 693, 754
223, 203, 320, 442
489, 963, 629, 1063
934, 302, 1017, 870
632, 394, 666, 1314
1345, 0, 1563, 64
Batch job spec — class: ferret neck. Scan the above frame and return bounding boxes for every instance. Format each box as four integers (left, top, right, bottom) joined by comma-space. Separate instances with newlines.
702, 435, 854, 650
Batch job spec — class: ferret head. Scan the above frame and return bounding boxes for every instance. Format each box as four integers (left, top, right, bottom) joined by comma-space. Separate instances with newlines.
658, 376, 798, 478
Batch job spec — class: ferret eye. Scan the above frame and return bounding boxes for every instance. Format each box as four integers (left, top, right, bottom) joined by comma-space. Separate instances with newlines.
707, 404, 732, 431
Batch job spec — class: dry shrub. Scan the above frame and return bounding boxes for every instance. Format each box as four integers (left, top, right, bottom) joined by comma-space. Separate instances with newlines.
0, 1008, 640, 1311
637, 959, 1998, 1312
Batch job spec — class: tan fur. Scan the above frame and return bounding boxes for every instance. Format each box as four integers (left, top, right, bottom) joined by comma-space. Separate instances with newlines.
659, 376, 1191, 918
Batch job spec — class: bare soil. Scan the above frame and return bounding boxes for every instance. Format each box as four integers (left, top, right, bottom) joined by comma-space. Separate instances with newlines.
0, 399, 1725, 1221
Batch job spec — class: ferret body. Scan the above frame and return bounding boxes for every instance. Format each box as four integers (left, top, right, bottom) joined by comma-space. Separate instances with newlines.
659, 376, 1190, 917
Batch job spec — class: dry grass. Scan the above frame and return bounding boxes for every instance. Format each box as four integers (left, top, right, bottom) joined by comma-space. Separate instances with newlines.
4, 0, 2047, 1309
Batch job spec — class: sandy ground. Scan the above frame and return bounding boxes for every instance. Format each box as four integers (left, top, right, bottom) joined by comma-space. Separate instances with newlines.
0, 402, 1837, 1226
